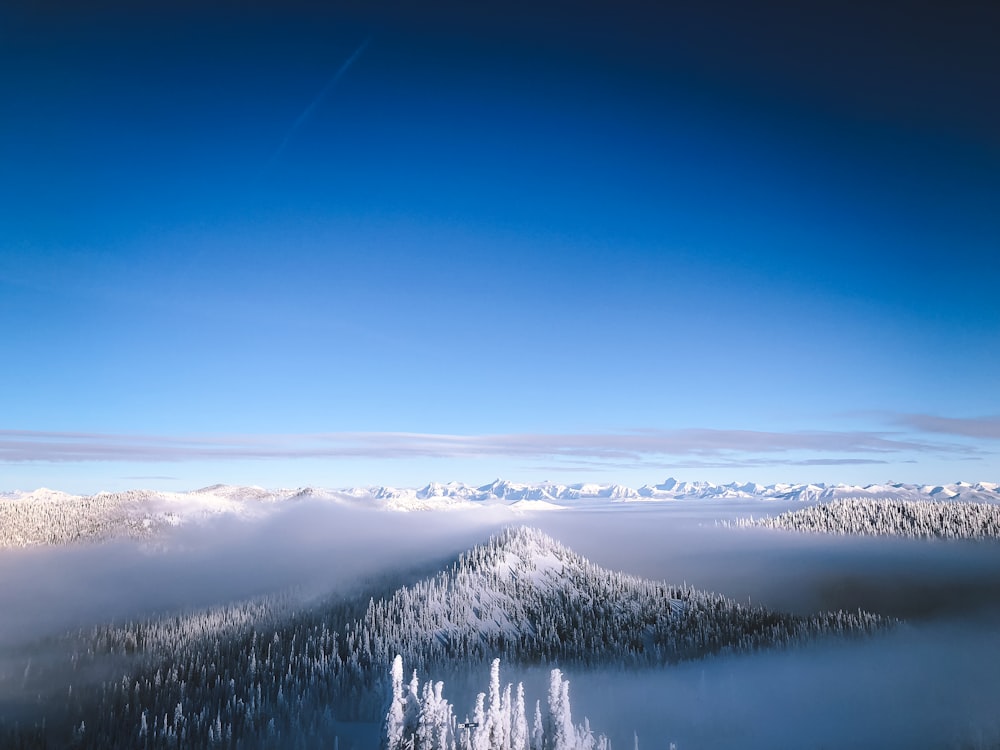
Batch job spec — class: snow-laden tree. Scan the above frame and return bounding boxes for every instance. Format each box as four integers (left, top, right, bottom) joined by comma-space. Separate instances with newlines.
417, 680, 454, 750
511, 683, 528, 750
733, 497, 1000, 540
386, 657, 612, 750
485, 659, 505, 749
532, 701, 545, 750
385, 655, 406, 750
547, 670, 575, 750
577, 718, 595, 750
406, 668, 423, 737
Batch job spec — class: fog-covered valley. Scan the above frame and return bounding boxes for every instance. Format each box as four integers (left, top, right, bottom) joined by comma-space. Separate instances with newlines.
1, 494, 999, 748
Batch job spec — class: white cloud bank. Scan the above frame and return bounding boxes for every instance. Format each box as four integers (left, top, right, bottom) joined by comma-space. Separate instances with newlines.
0, 418, 987, 470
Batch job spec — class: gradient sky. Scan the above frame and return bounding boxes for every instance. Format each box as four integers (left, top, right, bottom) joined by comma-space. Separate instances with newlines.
2, 1, 998, 493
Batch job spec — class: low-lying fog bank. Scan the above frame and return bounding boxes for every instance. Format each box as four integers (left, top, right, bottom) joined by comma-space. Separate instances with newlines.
531, 503, 1000, 620
6, 499, 1000, 640
0, 502, 510, 646
6, 498, 1000, 636
420, 612, 1000, 750
566, 615, 1000, 749
2, 499, 999, 748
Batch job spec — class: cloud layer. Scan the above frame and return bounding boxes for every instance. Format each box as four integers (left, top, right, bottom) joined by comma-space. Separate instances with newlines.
0, 421, 984, 467
894, 414, 1000, 440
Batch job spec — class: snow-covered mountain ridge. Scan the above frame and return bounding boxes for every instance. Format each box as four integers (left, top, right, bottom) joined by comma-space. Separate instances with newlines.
357, 526, 889, 672
6, 477, 1000, 507
2, 479, 998, 548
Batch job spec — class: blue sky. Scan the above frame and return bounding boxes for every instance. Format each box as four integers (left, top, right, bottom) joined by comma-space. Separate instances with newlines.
2, 1, 998, 493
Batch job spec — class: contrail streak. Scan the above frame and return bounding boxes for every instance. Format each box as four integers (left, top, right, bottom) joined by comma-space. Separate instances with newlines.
269, 36, 372, 166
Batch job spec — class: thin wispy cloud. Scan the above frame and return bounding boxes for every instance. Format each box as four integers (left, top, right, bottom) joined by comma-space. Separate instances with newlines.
0, 427, 976, 464
308, 429, 972, 460
526, 456, 900, 474
893, 414, 1000, 440
268, 36, 372, 166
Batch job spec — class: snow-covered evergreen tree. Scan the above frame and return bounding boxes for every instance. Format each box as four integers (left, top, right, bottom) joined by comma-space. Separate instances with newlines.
485, 659, 504, 749
386, 655, 406, 750
386, 657, 613, 750
532, 701, 544, 750
547, 671, 575, 750
472, 692, 488, 750
511, 683, 528, 750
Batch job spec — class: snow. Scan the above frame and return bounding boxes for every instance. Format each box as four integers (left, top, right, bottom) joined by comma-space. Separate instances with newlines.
342, 478, 1000, 507
3, 477, 1000, 548
359, 525, 888, 680
3, 487, 80, 503
736, 496, 1000, 540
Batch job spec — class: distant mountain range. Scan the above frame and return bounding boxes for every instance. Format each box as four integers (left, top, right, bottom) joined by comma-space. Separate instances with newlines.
2, 479, 998, 547
354, 478, 1000, 505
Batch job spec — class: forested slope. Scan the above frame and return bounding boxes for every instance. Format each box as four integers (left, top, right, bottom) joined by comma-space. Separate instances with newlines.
1, 527, 890, 748
734, 498, 1000, 540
